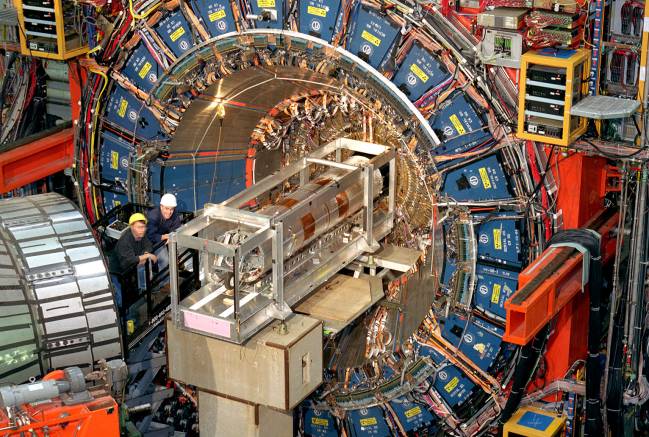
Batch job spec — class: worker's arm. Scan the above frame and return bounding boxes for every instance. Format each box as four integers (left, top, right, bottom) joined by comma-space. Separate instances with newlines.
160, 212, 182, 242
142, 237, 157, 264
116, 236, 142, 271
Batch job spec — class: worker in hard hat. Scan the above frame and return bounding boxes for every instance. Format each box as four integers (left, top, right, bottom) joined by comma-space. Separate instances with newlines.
146, 193, 181, 272
108, 213, 158, 310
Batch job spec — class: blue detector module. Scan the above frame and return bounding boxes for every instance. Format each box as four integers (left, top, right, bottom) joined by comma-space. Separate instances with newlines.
440, 154, 513, 202
102, 190, 129, 211
99, 132, 132, 186
155, 10, 194, 58
104, 88, 167, 141
346, 4, 400, 69
249, 0, 284, 29
347, 406, 391, 436
299, 0, 341, 42
148, 158, 246, 212
473, 264, 519, 320
392, 42, 451, 102
441, 314, 503, 372
191, 0, 237, 37
121, 44, 163, 93
433, 365, 475, 408
474, 212, 523, 268
304, 407, 338, 437
389, 397, 436, 433
429, 90, 492, 163
417, 344, 475, 409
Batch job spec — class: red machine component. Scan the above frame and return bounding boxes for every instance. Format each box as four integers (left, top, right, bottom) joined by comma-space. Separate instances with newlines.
0, 370, 119, 437
551, 150, 609, 229
0, 126, 74, 193
503, 245, 586, 345
0, 60, 84, 195
503, 209, 618, 384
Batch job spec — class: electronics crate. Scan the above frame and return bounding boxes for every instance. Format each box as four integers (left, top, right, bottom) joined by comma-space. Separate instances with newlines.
14, 0, 87, 60
517, 48, 590, 146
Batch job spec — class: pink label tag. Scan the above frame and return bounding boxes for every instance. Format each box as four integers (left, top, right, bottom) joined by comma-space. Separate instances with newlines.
182, 310, 231, 338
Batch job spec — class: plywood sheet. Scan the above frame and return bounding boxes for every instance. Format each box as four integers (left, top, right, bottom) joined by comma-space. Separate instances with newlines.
295, 274, 384, 331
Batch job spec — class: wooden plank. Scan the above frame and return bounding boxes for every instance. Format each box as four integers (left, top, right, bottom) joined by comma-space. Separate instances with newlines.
295, 275, 384, 332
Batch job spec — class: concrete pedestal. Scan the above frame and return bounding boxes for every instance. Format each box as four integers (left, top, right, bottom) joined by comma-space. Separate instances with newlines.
167, 314, 323, 411
198, 391, 293, 437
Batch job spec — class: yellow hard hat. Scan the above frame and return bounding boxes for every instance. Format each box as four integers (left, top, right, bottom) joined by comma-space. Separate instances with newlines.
128, 213, 148, 225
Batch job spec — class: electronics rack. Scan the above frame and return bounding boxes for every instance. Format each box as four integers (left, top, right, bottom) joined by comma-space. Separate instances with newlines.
14, 0, 87, 60
517, 48, 589, 146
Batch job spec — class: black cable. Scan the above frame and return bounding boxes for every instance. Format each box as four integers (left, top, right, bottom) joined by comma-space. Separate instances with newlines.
548, 229, 604, 437
498, 324, 551, 432
607, 292, 626, 434
582, 137, 648, 160
0, 51, 17, 136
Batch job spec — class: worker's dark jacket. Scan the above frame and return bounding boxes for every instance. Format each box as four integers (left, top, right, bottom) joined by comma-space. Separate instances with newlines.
108, 230, 153, 275
146, 207, 181, 245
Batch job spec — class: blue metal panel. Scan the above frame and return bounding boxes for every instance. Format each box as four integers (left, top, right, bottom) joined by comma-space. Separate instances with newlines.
102, 190, 129, 211
191, 0, 237, 37
298, 0, 341, 41
417, 344, 475, 408
417, 342, 446, 365
304, 408, 338, 437
121, 44, 163, 93
249, 0, 284, 29
389, 397, 436, 432
392, 42, 451, 102
433, 365, 474, 408
346, 4, 400, 69
99, 132, 132, 183
440, 154, 513, 201
518, 411, 554, 430
148, 161, 163, 195
347, 407, 391, 436
194, 159, 247, 204
474, 213, 523, 267
429, 91, 492, 162
441, 314, 503, 372
158, 159, 246, 211
104, 88, 167, 141
473, 264, 519, 320
155, 11, 194, 58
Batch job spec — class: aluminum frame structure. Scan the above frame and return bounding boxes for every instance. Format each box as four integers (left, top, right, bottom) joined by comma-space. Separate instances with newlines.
170, 138, 395, 343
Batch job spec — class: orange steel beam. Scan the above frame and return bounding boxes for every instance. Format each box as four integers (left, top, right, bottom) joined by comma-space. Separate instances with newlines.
504, 246, 585, 345
503, 210, 619, 345
0, 126, 74, 193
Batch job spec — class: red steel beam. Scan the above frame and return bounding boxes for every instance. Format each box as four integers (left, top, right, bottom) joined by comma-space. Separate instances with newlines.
503, 210, 619, 346
0, 127, 74, 193
504, 246, 585, 345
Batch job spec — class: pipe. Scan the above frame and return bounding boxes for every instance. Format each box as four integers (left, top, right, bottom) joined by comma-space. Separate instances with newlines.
626, 167, 648, 373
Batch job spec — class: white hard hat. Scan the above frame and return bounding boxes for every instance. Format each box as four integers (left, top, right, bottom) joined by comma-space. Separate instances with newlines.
160, 193, 177, 207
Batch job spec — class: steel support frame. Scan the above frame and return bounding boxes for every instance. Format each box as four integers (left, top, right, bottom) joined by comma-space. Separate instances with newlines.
169, 138, 395, 343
